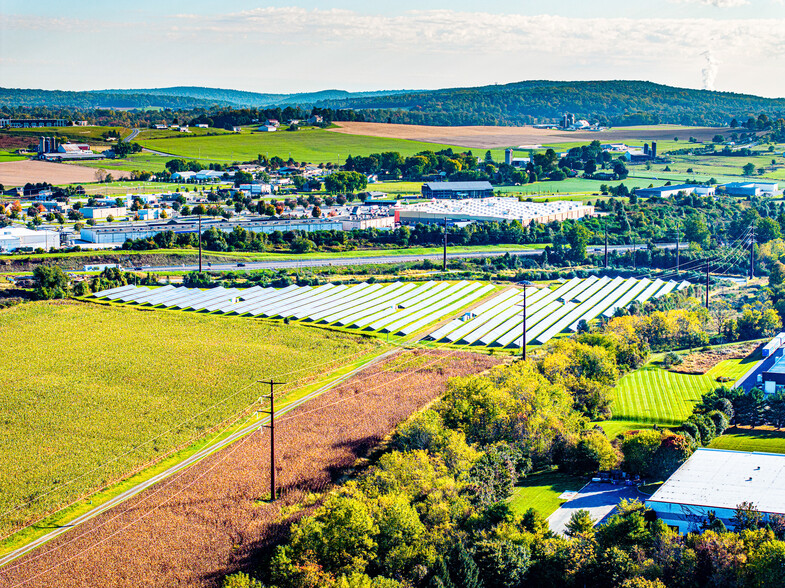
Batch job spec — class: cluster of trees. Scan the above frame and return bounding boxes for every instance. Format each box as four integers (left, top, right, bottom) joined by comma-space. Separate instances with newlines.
236, 337, 785, 588
344, 149, 482, 180
690, 386, 785, 432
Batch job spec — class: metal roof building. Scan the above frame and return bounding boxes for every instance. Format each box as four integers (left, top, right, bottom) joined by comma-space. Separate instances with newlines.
396, 197, 594, 226
0, 226, 61, 252
421, 181, 494, 199
646, 448, 785, 533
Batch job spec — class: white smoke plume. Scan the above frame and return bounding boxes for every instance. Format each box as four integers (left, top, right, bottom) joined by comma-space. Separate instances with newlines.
702, 50, 720, 91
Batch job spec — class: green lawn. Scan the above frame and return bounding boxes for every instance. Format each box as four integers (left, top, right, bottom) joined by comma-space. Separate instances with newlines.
595, 358, 748, 437
509, 471, 587, 517
136, 126, 496, 165
710, 428, 785, 454
0, 300, 386, 536
0, 150, 26, 162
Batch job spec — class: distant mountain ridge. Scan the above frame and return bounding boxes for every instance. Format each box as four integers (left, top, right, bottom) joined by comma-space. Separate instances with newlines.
93, 86, 415, 108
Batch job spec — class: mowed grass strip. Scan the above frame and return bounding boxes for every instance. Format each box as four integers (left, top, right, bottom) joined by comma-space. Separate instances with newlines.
710, 428, 785, 454
610, 363, 719, 426
0, 300, 384, 535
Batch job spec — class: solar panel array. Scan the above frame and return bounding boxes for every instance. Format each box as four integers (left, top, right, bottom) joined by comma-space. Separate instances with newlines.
423, 276, 690, 348
90, 281, 494, 338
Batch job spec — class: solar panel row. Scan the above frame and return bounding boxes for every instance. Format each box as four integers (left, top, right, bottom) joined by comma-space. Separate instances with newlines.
90, 281, 494, 339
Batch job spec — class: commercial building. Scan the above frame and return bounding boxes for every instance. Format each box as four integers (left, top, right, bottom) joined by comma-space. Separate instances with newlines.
79, 217, 344, 244
635, 184, 715, 199
421, 181, 494, 199
722, 182, 780, 197
340, 215, 396, 231
81, 206, 127, 219
396, 197, 594, 226
646, 448, 785, 533
0, 227, 60, 252
0, 118, 67, 128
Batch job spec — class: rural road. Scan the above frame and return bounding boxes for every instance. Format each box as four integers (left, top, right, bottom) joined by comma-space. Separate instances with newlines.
0, 348, 400, 569
123, 129, 141, 143
119, 242, 683, 273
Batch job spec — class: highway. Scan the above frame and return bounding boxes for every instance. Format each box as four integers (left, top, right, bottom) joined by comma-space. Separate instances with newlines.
127, 242, 683, 273
0, 348, 400, 569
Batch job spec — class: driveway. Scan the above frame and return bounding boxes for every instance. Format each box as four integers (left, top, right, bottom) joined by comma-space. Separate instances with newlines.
547, 482, 644, 535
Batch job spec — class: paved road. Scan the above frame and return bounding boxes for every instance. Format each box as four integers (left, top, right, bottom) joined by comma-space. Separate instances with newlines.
0, 348, 400, 569
547, 481, 644, 535
123, 129, 140, 143
105, 242, 682, 274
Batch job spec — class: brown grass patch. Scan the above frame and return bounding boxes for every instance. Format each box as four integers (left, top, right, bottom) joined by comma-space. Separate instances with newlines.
0, 160, 130, 187
0, 349, 504, 588
329, 121, 734, 150
669, 342, 759, 375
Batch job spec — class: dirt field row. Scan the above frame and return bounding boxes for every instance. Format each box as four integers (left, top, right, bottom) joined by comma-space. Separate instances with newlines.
329, 121, 733, 149
0, 160, 130, 188
0, 349, 504, 588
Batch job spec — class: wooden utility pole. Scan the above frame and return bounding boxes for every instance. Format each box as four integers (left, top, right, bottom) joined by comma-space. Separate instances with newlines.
705, 258, 710, 309
442, 217, 448, 272
750, 224, 756, 280
676, 224, 680, 276
198, 214, 203, 273
262, 380, 285, 501
604, 220, 608, 268
521, 286, 527, 360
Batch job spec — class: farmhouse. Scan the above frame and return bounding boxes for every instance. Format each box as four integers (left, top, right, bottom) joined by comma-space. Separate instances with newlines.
421, 181, 494, 199
0, 226, 60, 252
258, 125, 277, 132
635, 184, 715, 199
646, 448, 785, 533
396, 197, 594, 226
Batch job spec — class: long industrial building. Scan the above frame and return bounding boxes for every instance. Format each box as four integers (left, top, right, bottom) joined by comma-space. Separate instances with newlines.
646, 448, 785, 533
79, 217, 344, 244
0, 227, 61, 252
396, 197, 594, 226
421, 181, 494, 199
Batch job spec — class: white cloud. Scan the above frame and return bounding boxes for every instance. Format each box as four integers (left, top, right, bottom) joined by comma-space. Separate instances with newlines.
670, 0, 749, 7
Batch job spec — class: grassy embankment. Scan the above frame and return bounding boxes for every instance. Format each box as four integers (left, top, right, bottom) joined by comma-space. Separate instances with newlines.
0, 300, 388, 542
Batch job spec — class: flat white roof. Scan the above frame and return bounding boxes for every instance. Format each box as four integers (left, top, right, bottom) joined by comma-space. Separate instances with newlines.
648, 448, 785, 514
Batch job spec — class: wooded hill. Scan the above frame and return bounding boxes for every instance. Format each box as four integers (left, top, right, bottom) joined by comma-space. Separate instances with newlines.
321, 80, 785, 127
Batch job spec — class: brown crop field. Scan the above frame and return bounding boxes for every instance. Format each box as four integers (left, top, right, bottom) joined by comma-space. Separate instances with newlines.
0, 160, 130, 187
0, 349, 504, 588
329, 121, 734, 149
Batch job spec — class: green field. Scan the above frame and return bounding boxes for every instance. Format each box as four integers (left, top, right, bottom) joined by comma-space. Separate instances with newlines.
710, 428, 785, 454
0, 300, 386, 536
509, 471, 587, 517
136, 126, 502, 165
0, 150, 26, 162
596, 358, 750, 437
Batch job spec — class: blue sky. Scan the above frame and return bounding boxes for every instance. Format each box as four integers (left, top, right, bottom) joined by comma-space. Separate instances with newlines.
2, 1, 784, 96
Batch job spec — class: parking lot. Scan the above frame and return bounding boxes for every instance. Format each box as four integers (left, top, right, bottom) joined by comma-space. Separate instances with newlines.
547, 481, 644, 535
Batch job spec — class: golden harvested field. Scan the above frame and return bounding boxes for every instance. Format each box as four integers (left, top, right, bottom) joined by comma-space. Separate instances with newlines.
0, 160, 130, 187
329, 121, 734, 149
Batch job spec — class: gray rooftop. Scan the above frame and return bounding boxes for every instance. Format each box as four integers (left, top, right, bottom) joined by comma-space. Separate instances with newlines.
647, 448, 785, 514
423, 181, 493, 191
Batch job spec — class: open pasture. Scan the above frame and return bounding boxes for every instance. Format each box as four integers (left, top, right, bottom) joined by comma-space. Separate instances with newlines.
0, 300, 384, 536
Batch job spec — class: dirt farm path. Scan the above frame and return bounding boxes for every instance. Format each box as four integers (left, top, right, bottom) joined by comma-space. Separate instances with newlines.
0, 349, 503, 588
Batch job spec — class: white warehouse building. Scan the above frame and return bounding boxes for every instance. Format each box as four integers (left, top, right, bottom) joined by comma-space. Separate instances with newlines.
646, 448, 785, 533
395, 197, 594, 226
0, 227, 60, 252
